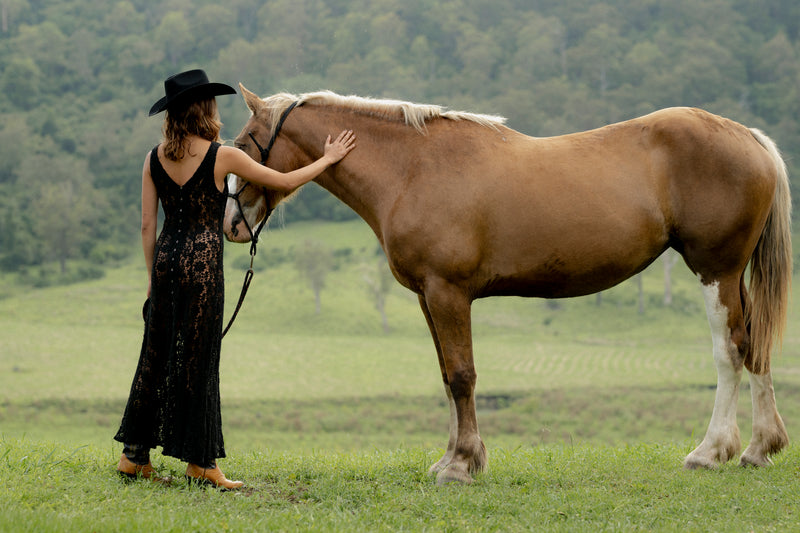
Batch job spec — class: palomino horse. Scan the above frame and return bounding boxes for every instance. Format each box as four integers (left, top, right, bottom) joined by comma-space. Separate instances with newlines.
223, 86, 791, 485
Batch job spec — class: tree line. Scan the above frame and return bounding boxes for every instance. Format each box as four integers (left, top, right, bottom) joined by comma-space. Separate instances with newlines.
1, 0, 798, 284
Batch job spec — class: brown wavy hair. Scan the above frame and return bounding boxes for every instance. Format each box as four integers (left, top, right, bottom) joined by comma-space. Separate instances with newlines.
162, 98, 222, 161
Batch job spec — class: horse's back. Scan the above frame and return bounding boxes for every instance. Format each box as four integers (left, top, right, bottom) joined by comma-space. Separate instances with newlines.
483, 107, 778, 255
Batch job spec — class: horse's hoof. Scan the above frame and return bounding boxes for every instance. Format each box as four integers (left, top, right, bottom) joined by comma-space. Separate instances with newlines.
683, 454, 719, 470
739, 453, 773, 468
435, 464, 473, 485
684, 440, 738, 470
428, 459, 449, 477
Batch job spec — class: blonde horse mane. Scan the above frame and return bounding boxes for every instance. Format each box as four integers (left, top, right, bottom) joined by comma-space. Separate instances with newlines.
259, 90, 507, 137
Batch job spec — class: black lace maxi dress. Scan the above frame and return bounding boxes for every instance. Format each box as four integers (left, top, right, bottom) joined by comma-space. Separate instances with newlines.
115, 142, 228, 467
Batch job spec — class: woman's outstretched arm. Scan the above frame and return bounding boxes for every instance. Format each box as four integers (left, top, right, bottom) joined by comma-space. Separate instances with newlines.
219, 130, 356, 192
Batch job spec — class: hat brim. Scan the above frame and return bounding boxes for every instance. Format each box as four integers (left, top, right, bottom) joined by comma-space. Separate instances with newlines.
148, 82, 237, 116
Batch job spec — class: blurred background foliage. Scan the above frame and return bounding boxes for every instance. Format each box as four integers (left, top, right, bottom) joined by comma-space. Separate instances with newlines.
1, 0, 798, 282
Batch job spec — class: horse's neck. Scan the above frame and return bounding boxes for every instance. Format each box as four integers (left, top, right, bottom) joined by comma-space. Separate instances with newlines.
315, 156, 399, 239
291, 111, 413, 236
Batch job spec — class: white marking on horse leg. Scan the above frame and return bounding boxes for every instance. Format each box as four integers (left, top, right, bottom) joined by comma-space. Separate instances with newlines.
740, 371, 788, 466
428, 385, 458, 475
684, 280, 742, 469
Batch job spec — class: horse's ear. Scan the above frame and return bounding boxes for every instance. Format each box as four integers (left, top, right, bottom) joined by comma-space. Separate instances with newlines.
239, 84, 263, 114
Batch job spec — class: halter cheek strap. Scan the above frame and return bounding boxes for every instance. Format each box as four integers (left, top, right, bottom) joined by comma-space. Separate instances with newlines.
249, 101, 300, 165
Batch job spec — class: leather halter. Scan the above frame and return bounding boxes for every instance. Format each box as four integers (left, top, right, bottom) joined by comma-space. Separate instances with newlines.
222, 100, 299, 338
227, 100, 300, 241
248, 100, 300, 165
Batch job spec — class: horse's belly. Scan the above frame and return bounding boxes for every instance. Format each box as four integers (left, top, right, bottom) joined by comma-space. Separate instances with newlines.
483, 260, 651, 298
479, 227, 668, 299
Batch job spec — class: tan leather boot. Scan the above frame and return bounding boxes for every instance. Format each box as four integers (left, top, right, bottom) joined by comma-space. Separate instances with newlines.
117, 453, 168, 483
186, 463, 244, 490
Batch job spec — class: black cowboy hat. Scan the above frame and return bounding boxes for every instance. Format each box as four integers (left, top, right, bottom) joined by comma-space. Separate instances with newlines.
149, 69, 236, 116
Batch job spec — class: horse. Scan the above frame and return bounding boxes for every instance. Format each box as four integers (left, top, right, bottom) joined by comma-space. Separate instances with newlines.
223, 86, 792, 485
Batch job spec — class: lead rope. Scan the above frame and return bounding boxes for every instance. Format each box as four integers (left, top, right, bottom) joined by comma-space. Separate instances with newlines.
221, 202, 272, 338
221, 101, 299, 338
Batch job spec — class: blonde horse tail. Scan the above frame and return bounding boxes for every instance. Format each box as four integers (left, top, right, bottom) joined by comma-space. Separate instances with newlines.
746, 128, 792, 375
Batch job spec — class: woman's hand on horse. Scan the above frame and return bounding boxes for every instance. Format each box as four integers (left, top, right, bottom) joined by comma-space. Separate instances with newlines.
324, 130, 356, 164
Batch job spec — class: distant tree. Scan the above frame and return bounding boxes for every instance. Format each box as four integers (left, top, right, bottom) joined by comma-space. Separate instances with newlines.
293, 239, 335, 314
154, 11, 191, 67
455, 23, 503, 99
255, 0, 328, 78
569, 22, 625, 100
11, 22, 69, 85
751, 32, 799, 123
0, 114, 37, 183
101, 1, 145, 36
672, 36, 745, 106
503, 13, 566, 88
66, 27, 100, 83
0, 198, 38, 270
359, 251, 394, 333
192, 5, 237, 59
0, 57, 42, 110
662, 250, 680, 307
0, 0, 27, 34
26, 156, 107, 274
636, 273, 644, 315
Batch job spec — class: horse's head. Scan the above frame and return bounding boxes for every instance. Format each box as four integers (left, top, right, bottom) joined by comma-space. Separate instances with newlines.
223, 85, 298, 243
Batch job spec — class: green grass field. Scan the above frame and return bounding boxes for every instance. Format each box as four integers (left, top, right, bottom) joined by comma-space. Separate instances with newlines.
2, 219, 800, 531
3, 438, 800, 532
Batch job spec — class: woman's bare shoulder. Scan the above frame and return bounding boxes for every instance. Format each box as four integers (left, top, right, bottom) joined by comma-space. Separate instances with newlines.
217, 144, 243, 158
217, 144, 256, 168
142, 147, 154, 174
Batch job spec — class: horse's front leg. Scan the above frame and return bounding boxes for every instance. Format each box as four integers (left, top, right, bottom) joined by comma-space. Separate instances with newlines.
421, 281, 486, 485
684, 280, 744, 469
418, 295, 458, 476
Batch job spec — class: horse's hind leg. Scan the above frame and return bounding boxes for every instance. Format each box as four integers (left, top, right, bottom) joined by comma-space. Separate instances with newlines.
740, 371, 788, 466
419, 280, 486, 485
736, 262, 789, 466
418, 294, 458, 476
684, 278, 745, 469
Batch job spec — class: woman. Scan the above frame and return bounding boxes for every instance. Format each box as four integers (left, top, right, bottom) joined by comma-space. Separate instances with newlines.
114, 69, 356, 489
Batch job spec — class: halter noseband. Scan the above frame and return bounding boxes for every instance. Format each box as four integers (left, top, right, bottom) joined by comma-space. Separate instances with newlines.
222, 100, 299, 338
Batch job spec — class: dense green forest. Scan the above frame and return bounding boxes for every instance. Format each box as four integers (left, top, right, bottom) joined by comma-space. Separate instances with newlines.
1, 0, 799, 282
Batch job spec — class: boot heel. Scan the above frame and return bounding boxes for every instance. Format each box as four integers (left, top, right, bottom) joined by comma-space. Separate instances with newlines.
185, 463, 244, 490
